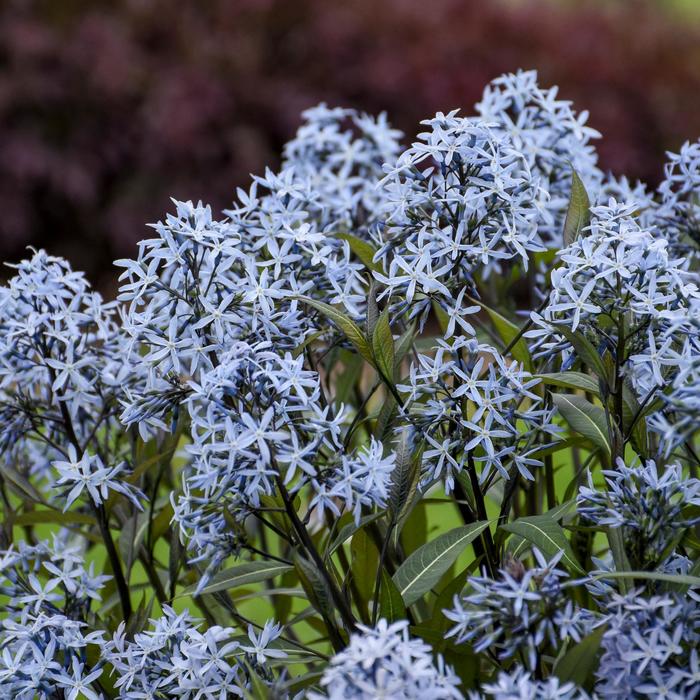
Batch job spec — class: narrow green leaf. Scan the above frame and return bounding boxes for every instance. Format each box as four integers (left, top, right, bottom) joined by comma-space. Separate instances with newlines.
13, 509, 96, 526
328, 512, 384, 555
371, 309, 395, 381
351, 529, 379, 613
184, 561, 293, 596
333, 352, 364, 408
294, 553, 335, 622
379, 569, 407, 622
1, 466, 47, 505
546, 499, 577, 522
501, 515, 584, 574
300, 297, 374, 364
375, 392, 398, 440
394, 321, 416, 369
336, 232, 381, 272
554, 626, 605, 687
552, 394, 611, 458
587, 570, 700, 588
607, 527, 632, 594
392, 522, 488, 606
388, 430, 422, 527
291, 330, 325, 359
474, 301, 532, 369
563, 169, 591, 246
536, 371, 599, 395
553, 325, 609, 385
366, 280, 379, 338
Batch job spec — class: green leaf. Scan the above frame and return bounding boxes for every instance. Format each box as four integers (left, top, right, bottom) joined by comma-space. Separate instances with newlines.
622, 382, 650, 457
587, 570, 700, 587
552, 394, 611, 458
563, 169, 591, 246
293, 552, 335, 622
546, 499, 577, 522
328, 512, 384, 555
474, 301, 532, 370
392, 522, 488, 606
291, 330, 325, 359
501, 515, 584, 574
351, 529, 379, 614
387, 430, 422, 528
552, 325, 609, 386
300, 297, 374, 364
184, 561, 293, 596
375, 391, 398, 440
536, 371, 599, 395
336, 232, 381, 272
607, 527, 632, 594
394, 321, 416, 369
1, 465, 47, 505
554, 626, 605, 687
432, 300, 450, 336
371, 309, 395, 381
243, 661, 273, 700
333, 352, 365, 408
13, 508, 96, 526
379, 569, 406, 622
366, 280, 380, 337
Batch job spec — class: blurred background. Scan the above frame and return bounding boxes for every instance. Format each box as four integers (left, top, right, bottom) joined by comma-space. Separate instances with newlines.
1, 0, 699, 289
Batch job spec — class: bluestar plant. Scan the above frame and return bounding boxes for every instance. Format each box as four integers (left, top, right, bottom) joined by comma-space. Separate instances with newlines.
0, 69, 698, 698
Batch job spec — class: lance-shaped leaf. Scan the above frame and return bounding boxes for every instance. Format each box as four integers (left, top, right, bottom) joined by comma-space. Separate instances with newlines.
501, 514, 584, 574
554, 626, 605, 688
473, 300, 532, 370
379, 569, 407, 622
185, 560, 293, 596
293, 552, 336, 622
552, 325, 609, 386
336, 232, 381, 273
563, 169, 591, 246
392, 521, 488, 606
394, 321, 416, 369
587, 569, 700, 588
300, 297, 374, 364
328, 512, 384, 556
372, 309, 395, 381
388, 430, 423, 528
552, 394, 611, 458
536, 371, 599, 395
351, 529, 379, 615
14, 508, 96, 526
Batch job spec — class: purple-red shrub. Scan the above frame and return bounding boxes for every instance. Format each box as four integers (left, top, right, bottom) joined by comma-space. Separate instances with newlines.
1, 0, 699, 285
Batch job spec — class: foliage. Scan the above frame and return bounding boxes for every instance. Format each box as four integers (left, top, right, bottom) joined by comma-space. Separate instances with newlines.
0, 69, 699, 698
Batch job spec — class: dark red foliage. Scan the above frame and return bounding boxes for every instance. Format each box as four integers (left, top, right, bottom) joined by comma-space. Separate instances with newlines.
1, 0, 699, 286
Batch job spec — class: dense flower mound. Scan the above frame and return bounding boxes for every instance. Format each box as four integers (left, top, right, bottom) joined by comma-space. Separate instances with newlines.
0, 69, 698, 698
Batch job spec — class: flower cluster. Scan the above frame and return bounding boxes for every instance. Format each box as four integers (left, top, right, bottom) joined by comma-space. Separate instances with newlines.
476, 68, 602, 247
445, 551, 591, 671
104, 607, 286, 698
309, 619, 462, 699
0, 249, 144, 507
281, 103, 403, 236
400, 340, 558, 491
375, 108, 549, 317
578, 458, 700, 570
529, 196, 700, 451
0, 536, 108, 699
0, 69, 699, 699
595, 589, 700, 699
470, 666, 591, 700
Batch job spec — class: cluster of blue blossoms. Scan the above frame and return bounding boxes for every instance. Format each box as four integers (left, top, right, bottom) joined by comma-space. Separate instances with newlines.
0, 69, 698, 698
